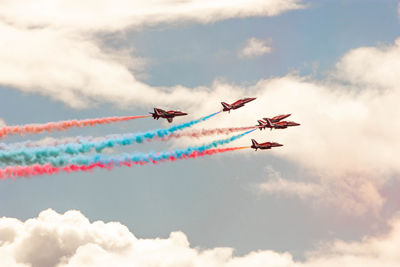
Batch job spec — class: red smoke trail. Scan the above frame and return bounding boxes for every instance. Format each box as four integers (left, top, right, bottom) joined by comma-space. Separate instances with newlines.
0, 115, 151, 139
156, 126, 256, 141
0, 147, 249, 180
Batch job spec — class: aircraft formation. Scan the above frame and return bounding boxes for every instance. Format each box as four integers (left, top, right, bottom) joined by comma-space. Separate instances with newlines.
151, 97, 300, 151
0, 97, 300, 179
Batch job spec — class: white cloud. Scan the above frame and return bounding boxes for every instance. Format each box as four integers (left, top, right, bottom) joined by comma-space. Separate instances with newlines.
0, 23, 151, 108
333, 38, 400, 90
1, 209, 400, 267
0, 0, 305, 31
239, 38, 272, 59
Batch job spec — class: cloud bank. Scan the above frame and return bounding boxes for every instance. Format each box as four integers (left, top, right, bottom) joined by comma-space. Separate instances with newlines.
0, 209, 399, 267
0, 0, 304, 108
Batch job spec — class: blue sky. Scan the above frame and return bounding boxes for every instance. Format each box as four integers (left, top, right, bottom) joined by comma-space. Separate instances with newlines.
0, 1, 400, 266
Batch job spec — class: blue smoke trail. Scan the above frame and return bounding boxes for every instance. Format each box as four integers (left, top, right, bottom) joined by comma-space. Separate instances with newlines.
47, 129, 256, 167
0, 112, 221, 165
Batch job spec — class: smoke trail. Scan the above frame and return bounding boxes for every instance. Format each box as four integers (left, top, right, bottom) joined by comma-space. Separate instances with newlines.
0, 115, 151, 139
0, 126, 255, 150
0, 147, 249, 180
0, 128, 255, 179
156, 126, 256, 141
40, 128, 256, 167
0, 112, 221, 165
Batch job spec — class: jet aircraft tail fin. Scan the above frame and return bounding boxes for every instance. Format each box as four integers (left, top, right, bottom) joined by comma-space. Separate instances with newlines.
265, 118, 274, 130
221, 102, 231, 111
257, 120, 265, 130
251, 139, 258, 150
150, 108, 160, 119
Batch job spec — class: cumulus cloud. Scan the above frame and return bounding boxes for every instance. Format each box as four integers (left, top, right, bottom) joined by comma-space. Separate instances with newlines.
0, 209, 400, 267
333, 38, 400, 90
238, 37, 272, 59
0, 118, 4, 127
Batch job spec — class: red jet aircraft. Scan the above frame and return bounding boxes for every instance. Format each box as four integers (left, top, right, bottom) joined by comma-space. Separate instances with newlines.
257, 118, 300, 130
251, 139, 283, 150
221, 97, 256, 112
150, 108, 188, 123
263, 114, 291, 123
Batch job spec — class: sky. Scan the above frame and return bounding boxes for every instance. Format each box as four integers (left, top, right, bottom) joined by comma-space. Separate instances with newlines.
0, 0, 400, 266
